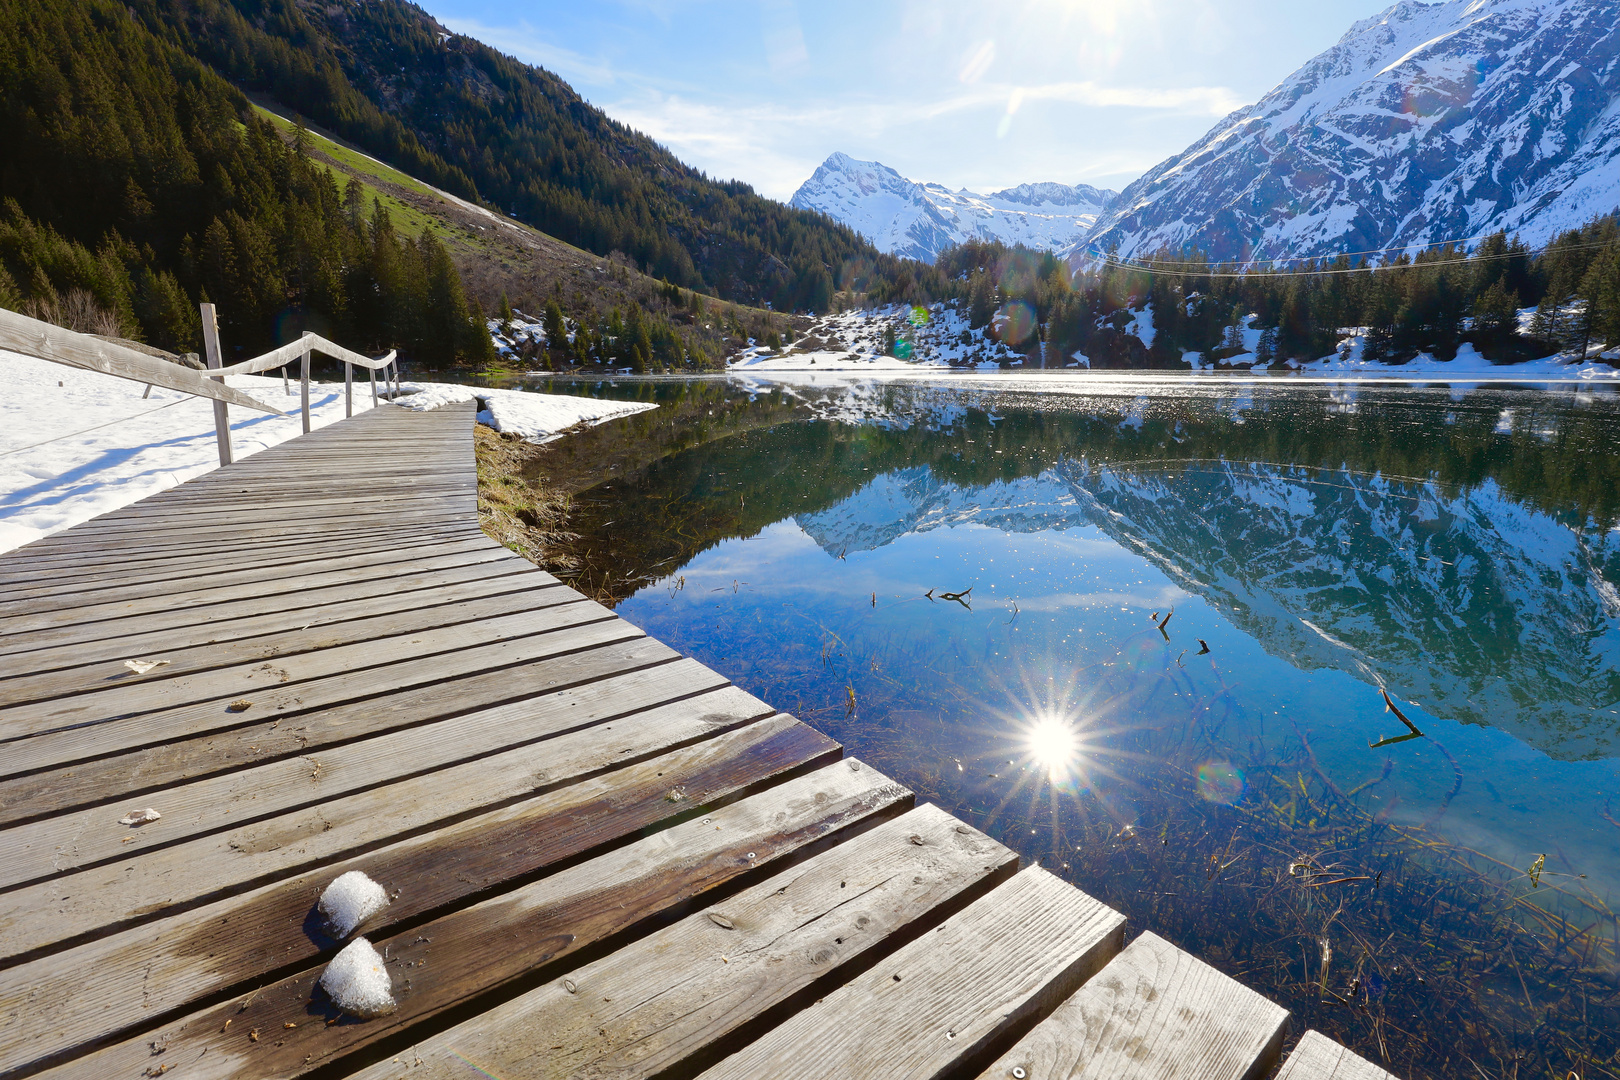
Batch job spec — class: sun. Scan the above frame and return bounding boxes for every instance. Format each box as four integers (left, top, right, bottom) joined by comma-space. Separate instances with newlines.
1026, 714, 1080, 780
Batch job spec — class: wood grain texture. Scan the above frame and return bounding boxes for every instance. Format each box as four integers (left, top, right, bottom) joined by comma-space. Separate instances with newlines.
697, 867, 1126, 1080
0, 638, 691, 827
0, 717, 845, 1073
340, 804, 1016, 1080
0, 306, 281, 413
2, 612, 634, 775
0, 686, 778, 962
0, 652, 728, 884
972, 931, 1290, 1080
0, 547, 526, 659
0, 562, 548, 680
27, 757, 907, 1080
0, 591, 604, 743
0, 579, 564, 708
1275, 1030, 1398, 1080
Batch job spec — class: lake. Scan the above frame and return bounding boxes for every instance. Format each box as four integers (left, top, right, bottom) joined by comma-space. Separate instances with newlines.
523, 373, 1620, 1080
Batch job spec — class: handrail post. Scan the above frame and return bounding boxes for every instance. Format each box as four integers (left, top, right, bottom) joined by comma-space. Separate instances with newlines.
369, 364, 378, 407
282, 366, 290, 396
299, 333, 312, 434
199, 303, 232, 466
345, 361, 353, 418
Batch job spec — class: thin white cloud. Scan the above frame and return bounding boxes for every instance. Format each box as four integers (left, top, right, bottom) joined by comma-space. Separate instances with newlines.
612, 78, 1242, 197
760, 0, 811, 76
438, 16, 621, 86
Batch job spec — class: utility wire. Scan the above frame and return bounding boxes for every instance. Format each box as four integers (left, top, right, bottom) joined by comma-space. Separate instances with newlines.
1078, 233, 1618, 279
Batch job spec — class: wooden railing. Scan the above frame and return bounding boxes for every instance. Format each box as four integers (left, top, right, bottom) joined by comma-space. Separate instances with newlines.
0, 303, 399, 467
196, 304, 399, 464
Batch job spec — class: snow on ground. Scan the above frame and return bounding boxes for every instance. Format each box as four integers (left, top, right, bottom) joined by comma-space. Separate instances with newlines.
392, 382, 655, 442
0, 351, 655, 554
771, 302, 1619, 386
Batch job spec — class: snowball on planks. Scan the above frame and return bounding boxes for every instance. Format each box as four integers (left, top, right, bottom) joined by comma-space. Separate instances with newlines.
318, 938, 396, 1018
317, 870, 389, 937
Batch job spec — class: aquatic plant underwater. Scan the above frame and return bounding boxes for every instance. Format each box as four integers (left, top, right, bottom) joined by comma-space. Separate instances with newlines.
548, 378, 1620, 1079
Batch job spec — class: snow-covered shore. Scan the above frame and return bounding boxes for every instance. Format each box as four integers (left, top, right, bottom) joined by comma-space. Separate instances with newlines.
738, 303, 1619, 386
0, 352, 655, 555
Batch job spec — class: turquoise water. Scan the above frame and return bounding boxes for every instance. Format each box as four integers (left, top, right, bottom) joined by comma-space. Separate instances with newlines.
545, 376, 1620, 1079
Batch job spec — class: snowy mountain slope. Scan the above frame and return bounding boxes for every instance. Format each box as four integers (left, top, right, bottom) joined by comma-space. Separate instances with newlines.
791, 153, 1116, 262
796, 460, 1620, 760
1083, 0, 1620, 262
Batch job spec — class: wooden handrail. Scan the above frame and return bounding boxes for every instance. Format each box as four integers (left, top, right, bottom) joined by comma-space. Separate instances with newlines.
0, 307, 282, 414
208, 332, 397, 377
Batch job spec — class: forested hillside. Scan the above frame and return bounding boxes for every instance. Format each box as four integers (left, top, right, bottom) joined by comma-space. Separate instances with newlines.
939, 219, 1620, 369
0, 0, 492, 363
129, 0, 941, 312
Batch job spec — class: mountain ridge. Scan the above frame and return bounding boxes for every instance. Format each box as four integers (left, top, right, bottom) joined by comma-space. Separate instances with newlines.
1080, 0, 1620, 262
790, 153, 1116, 263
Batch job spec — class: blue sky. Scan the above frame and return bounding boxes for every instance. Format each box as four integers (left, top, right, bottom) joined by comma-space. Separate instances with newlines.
421, 0, 1394, 202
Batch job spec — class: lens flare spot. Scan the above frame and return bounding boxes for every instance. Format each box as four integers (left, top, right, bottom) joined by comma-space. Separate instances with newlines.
1196, 761, 1245, 805
909, 305, 930, 327
1028, 716, 1078, 780
994, 301, 1037, 345
894, 336, 914, 360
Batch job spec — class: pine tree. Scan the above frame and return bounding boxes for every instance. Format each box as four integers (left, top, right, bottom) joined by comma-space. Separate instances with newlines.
542, 299, 568, 359
1255, 326, 1278, 365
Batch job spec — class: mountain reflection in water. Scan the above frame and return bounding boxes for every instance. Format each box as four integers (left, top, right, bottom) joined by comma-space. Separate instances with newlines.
547, 377, 1620, 1080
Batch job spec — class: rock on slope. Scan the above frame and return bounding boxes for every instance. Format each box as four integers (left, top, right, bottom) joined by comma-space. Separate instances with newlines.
1083, 0, 1620, 262
791, 153, 1116, 262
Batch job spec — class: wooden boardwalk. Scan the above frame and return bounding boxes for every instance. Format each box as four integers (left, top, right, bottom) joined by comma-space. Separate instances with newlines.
0, 402, 1396, 1080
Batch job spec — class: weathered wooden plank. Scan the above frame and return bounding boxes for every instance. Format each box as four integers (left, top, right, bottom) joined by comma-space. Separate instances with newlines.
697, 867, 1127, 1080
972, 931, 1290, 1080
65, 490, 476, 527
0, 581, 567, 708
36, 493, 473, 537
0, 610, 639, 780
0, 686, 780, 962
2, 506, 476, 553
342, 804, 1018, 1080
0, 653, 731, 880
0, 519, 476, 572
0, 545, 527, 657
1275, 1031, 1398, 1080
0, 506, 479, 557
0, 537, 513, 633
0, 595, 613, 746
0, 528, 514, 617
0, 583, 577, 717
0, 306, 281, 413
14, 750, 901, 1079
0, 636, 689, 827
0, 718, 837, 1071
0, 559, 549, 673
0, 524, 476, 597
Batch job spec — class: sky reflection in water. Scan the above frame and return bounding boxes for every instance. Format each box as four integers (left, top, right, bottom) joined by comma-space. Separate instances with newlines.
553, 377, 1620, 1077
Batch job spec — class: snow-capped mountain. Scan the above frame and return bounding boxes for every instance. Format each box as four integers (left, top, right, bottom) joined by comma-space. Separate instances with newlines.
797, 460, 1620, 761
1083, 0, 1620, 262
791, 153, 1116, 263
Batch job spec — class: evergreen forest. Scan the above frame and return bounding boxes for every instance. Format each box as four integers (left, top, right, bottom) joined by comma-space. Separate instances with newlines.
0, 0, 497, 365
128, 0, 944, 312
938, 217, 1620, 369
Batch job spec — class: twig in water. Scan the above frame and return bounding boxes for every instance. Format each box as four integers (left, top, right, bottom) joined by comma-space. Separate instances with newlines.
1196, 639, 1211, 655
1369, 687, 1424, 748
1006, 601, 1019, 625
